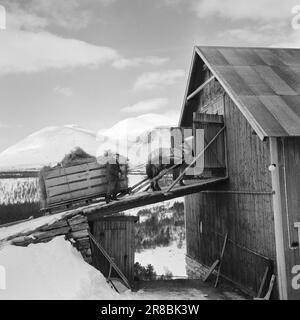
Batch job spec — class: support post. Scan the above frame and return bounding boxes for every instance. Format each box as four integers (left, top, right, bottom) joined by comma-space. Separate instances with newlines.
269, 137, 288, 300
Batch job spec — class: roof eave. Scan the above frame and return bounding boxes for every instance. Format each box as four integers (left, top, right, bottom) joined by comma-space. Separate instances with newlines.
195, 47, 269, 141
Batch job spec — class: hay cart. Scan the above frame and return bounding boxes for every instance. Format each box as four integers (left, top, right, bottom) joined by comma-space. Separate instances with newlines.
39, 161, 128, 213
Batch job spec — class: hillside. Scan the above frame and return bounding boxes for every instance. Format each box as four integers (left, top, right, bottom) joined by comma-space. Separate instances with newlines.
0, 114, 177, 171
0, 125, 99, 171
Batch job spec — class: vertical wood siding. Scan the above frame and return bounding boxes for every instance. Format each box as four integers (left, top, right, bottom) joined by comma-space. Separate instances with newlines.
185, 91, 277, 296
91, 216, 136, 282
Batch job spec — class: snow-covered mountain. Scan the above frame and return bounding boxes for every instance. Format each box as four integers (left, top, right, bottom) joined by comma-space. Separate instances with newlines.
0, 125, 100, 170
0, 113, 178, 171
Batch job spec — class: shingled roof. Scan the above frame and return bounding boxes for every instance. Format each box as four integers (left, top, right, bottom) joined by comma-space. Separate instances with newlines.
179, 46, 300, 140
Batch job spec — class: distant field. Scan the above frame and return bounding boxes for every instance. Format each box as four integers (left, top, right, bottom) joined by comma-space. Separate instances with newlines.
0, 177, 42, 225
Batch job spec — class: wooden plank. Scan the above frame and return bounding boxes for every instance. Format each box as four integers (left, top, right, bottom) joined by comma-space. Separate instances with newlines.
256, 265, 270, 298
45, 169, 107, 187
187, 76, 215, 101
193, 113, 225, 171
193, 113, 224, 124
47, 180, 128, 205
45, 165, 127, 187
88, 232, 131, 289
203, 259, 220, 282
214, 232, 228, 287
165, 126, 226, 193
45, 162, 103, 179
87, 177, 228, 221
47, 177, 108, 197
269, 137, 288, 300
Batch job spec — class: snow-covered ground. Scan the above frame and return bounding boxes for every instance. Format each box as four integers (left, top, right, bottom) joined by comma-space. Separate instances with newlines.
0, 237, 119, 300
0, 237, 244, 300
135, 243, 187, 277
0, 237, 192, 300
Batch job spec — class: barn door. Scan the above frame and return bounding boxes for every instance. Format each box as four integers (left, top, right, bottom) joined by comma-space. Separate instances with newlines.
193, 112, 226, 178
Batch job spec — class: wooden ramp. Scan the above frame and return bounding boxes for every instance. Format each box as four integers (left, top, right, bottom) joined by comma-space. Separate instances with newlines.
86, 177, 228, 221
0, 177, 228, 245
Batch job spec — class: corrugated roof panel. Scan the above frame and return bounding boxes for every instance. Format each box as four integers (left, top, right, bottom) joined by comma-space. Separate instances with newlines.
233, 66, 275, 95
254, 66, 296, 96
239, 96, 287, 136
273, 48, 300, 65
214, 66, 255, 96
253, 48, 284, 66
280, 95, 300, 120
271, 65, 300, 94
258, 95, 300, 135
218, 47, 249, 65
200, 47, 229, 66
234, 48, 267, 66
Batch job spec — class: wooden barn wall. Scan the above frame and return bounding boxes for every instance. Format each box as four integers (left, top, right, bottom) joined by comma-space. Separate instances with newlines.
277, 137, 300, 299
91, 217, 136, 282
185, 89, 277, 296
197, 67, 225, 115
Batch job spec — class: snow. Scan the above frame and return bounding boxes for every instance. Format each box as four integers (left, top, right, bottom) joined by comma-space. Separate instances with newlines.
0, 234, 244, 300
135, 243, 187, 277
0, 210, 73, 242
0, 125, 100, 170
97, 113, 177, 143
0, 236, 119, 300
0, 236, 199, 300
0, 114, 179, 171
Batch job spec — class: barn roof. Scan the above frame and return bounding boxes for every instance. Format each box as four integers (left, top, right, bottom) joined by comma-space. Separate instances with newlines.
179, 46, 300, 140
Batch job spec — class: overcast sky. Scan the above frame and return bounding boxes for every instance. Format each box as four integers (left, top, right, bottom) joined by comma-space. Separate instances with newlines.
0, 0, 300, 152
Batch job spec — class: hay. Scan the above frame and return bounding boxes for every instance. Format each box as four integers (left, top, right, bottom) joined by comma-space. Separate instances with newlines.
38, 147, 96, 208
60, 147, 96, 167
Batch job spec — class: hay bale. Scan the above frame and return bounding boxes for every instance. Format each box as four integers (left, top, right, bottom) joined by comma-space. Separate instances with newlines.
60, 147, 96, 167
38, 148, 96, 209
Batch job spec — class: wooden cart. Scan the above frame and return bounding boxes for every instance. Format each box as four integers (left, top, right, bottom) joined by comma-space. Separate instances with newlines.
39, 161, 128, 213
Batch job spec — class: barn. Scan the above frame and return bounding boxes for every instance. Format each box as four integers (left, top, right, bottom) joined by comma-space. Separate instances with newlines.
179, 46, 300, 300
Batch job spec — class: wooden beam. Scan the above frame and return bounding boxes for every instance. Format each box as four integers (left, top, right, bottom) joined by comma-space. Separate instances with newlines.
89, 231, 131, 289
165, 126, 226, 194
256, 265, 270, 298
87, 177, 228, 221
269, 137, 288, 300
214, 232, 228, 288
203, 259, 220, 282
186, 76, 215, 101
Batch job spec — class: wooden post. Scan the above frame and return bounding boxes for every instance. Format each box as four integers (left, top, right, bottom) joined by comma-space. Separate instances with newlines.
269, 137, 288, 300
